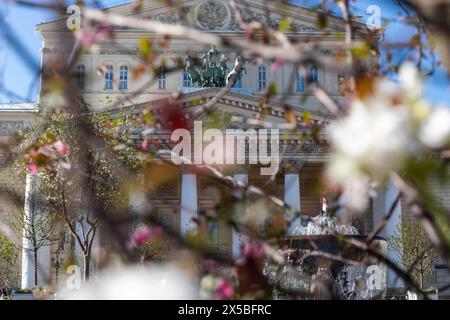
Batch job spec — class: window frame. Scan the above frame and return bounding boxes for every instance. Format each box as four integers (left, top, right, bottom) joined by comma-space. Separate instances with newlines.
296, 72, 305, 93
104, 65, 114, 90
206, 221, 220, 247
258, 65, 267, 91
182, 71, 193, 88
158, 66, 167, 90
77, 64, 85, 90
119, 65, 128, 90
311, 65, 319, 83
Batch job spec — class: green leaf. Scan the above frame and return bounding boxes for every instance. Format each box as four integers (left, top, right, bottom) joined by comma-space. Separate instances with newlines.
143, 112, 154, 125
351, 43, 371, 58
303, 112, 311, 123
139, 37, 152, 58
279, 17, 291, 32
268, 83, 278, 96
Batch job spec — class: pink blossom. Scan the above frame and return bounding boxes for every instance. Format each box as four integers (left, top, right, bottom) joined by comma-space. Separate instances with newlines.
216, 279, 234, 300
54, 140, 69, 155
236, 243, 266, 265
203, 259, 220, 273
129, 226, 164, 249
75, 25, 112, 49
141, 138, 149, 150
270, 60, 286, 73
243, 243, 265, 260
28, 148, 41, 157
28, 163, 38, 175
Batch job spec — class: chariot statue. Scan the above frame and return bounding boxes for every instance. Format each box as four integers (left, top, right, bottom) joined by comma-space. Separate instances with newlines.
185, 46, 246, 88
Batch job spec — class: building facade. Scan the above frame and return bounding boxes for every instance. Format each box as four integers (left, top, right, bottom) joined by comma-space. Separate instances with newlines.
0, 0, 449, 297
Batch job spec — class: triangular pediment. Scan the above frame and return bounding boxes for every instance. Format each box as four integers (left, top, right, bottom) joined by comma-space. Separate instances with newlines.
37, 0, 366, 37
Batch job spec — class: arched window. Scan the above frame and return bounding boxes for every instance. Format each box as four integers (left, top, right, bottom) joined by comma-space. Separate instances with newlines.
296, 72, 305, 92
76, 64, 85, 90
158, 66, 167, 90
310, 65, 319, 83
258, 65, 266, 91
232, 73, 242, 88
182, 71, 192, 88
119, 65, 128, 90
104, 65, 113, 90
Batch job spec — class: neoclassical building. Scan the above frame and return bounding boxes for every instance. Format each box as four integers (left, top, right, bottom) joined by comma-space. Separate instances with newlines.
0, 0, 449, 297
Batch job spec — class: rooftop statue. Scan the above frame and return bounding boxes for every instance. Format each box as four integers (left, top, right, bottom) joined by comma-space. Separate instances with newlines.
185, 46, 246, 88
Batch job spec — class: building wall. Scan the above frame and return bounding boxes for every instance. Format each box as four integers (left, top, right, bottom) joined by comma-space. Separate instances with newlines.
40, 36, 350, 114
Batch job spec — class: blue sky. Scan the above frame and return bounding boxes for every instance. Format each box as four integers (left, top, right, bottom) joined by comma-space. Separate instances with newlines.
0, 0, 448, 105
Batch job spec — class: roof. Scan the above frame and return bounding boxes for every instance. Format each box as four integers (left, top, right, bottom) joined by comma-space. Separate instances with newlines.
36, 0, 368, 35
0, 102, 38, 113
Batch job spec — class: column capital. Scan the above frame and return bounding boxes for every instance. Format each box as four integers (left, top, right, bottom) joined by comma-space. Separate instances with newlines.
282, 160, 304, 174
181, 165, 198, 175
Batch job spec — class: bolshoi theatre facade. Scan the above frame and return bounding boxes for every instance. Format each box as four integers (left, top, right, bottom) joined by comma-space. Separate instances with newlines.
0, 0, 449, 296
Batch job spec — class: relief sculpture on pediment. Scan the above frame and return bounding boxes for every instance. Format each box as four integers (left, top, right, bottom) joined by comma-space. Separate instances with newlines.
143, 1, 317, 33
196, 0, 230, 30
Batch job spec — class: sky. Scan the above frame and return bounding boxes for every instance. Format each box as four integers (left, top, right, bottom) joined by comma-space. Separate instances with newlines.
0, 0, 448, 106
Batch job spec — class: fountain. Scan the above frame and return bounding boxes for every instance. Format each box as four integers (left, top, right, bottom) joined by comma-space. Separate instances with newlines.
263, 202, 387, 300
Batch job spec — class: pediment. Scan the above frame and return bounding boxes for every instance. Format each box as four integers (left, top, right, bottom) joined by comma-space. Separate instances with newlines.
37, 0, 366, 37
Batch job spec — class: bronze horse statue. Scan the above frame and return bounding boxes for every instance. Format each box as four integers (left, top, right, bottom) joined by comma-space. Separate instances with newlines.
185, 56, 202, 86
184, 47, 245, 88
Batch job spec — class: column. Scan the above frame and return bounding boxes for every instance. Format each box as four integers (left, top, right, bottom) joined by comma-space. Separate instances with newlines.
284, 162, 302, 235
232, 172, 248, 259
129, 173, 148, 221
180, 171, 198, 236
21, 174, 34, 289
21, 174, 51, 289
384, 182, 404, 289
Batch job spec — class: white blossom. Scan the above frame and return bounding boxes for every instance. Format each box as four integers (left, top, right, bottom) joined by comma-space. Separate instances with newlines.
419, 107, 450, 148
327, 98, 417, 182
61, 264, 198, 300
326, 62, 428, 212
398, 62, 422, 100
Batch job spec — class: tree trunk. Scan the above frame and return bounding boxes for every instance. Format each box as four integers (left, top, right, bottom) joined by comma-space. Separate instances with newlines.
419, 267, 425, 290
33, 248, 38, 287
83, 254, 90, 282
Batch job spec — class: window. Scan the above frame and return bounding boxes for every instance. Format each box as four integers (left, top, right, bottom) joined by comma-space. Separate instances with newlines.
182, 71, 192, 88
207, 221, 220, 247
310, 65, 319, 83
76, 65, 85, 90
119, 65, 128, 90
159, 215, 172, 229
158, 66, 167, 90
232, 73, 242, 88
104, 65, 113, 90
296, 72, 305, 92
258, 65, 266, 91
